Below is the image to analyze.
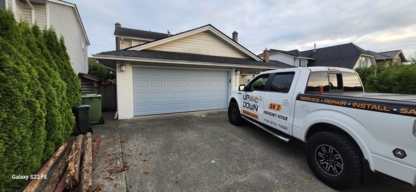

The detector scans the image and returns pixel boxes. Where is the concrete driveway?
[92,110,415,192]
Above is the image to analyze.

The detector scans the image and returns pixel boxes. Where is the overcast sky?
[71,0,416,59]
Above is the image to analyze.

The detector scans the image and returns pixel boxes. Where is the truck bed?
[324,92,416,103]
[298,92,416,117]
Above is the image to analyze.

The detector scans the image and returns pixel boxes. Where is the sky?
[71,0,416,59]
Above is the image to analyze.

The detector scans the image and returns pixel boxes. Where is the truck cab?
[228,67,416,190]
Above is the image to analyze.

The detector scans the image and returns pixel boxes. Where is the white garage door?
[133,67,229,116]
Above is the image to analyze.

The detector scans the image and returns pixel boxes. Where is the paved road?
[92,110,415,192]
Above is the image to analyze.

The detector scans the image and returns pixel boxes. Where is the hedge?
[0,9,82,191]
[356,63,416,94]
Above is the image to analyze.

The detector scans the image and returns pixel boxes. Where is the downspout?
[25,0,35,24]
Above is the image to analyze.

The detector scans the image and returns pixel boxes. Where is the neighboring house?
[94,24,293,119]
[259,49,315,67]
[260,43,378,70]
[2,0,90,75]
[114,23,169,50]
[367,50,407,67]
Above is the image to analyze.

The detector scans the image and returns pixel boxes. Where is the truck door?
[241,74,270,122]
[262,72,296,135]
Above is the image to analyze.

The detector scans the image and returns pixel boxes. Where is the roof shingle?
[114,27,168,40]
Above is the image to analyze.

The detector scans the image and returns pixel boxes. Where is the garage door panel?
[133,67,229,116]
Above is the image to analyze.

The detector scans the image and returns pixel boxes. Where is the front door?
[241,74,270,122]
[262,72,296,135]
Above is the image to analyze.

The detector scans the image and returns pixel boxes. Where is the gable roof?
[379,50,401,58]
[126,24,263,61]
[300,43,370,69]
[366,50,391,60]
[94,50,294,69]
[114,27,169,40]
[258,49,314,59]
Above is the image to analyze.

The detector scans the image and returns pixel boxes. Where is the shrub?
[0,10,43,190]
[357,63,416,94]
[88,58,116,80]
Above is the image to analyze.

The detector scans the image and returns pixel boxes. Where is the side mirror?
[239,84,245,91]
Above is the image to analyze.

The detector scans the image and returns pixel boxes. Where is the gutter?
[25,0,35,24]
[92,54,283,70]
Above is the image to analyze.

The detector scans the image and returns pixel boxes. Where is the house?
[94,24,293,119]
[367,50,407,67]
[259,43,378,69]
[114,23,169,50]
[1,0,90,75]
[259,49,315,67]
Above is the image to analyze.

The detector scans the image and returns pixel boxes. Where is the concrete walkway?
[91,112,126,192]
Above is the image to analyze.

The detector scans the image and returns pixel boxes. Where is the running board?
[241,116,291,142]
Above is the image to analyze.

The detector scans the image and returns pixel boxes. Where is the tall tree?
[0,10,43,190]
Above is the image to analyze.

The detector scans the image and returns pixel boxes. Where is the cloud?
[70,0,416,58]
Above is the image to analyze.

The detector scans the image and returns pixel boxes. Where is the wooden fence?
[98,84,117,111]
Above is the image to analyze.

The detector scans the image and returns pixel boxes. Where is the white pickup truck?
[228,67,416,190]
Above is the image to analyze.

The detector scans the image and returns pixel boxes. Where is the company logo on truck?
[243,94,258,112]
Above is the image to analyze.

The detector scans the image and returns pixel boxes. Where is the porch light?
[120,64,126,72]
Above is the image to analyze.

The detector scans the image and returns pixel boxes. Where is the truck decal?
[243,110,258,119]
[263,110,288,121]
[243,94,259,111]
[297,94,416,117]
[268,103,282,111]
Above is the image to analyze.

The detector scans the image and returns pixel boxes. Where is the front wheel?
[306,132,363,190]
[228,102,243,126]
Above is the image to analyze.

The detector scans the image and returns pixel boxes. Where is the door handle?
[283,99,290,105]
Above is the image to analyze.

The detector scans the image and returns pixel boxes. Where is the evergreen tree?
[43,29,79,140]
[32,25,69,160]
[0,9,43,190]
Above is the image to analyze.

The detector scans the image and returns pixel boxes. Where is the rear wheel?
[306,132,363,190]
[228,102,243,125]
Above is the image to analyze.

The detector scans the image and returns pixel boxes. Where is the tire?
[306,132,363,190]
[228,102,243,126]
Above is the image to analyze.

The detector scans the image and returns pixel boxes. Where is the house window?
[82,42,85,52]
[359,57,372,68]
[299,59,307,67]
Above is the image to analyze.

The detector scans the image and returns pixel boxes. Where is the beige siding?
[7,0,11,9]
[132,40,146,47]
[33,3,46,28]
[120,39,132,49]
[49,2,88,74]
[146,31,250,59]
[15,0,23,21]
[21,2,32,23]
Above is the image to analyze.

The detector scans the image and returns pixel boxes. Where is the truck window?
[248,74,269,91]
[329,73,343,90]
[269,72,295,93]
[306,71,330,92]
[343,72,363,91]
[306,72,363,92]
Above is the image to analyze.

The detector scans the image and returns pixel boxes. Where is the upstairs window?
[299,59,307,67]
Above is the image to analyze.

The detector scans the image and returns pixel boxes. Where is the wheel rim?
[230,107,238,120]
[315,144,344,176]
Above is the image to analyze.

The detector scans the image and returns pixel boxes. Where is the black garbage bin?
[73,105,93,134]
